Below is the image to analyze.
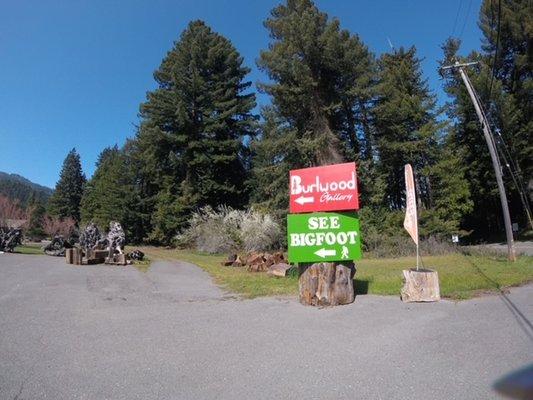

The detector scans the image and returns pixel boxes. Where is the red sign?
[289,162,359,213]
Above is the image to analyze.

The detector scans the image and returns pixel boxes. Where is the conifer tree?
[48,148,86,222]
[373,47,441,210]
[26,191,46,239]
[439,36,526,237]
[479,0,532,228]
[422,140,473,236]
[249,108,298,219]
[435,1,531,238]
[257,0,375,165]
[134,20,256,243]
[80,145,142,242]
[251,0,376,216]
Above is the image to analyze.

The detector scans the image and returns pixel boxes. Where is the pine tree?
[479,0,532,229]
[373,47,442,210]
[422,140,473,236]
[251,0,376,216]
[134,20,256,243]
[48,148,86,222]
[439,37,526,237]
[249,108,298,220]
[479,0,532,102]
[26,191,46,239]
[80,146,142,242]
[257,0,375,165]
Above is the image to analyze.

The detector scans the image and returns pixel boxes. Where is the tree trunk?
[401,269,440,302]
[299,262,355,306]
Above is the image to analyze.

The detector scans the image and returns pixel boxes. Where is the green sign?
[287,212,362,263]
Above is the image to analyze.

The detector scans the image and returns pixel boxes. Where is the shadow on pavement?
[466,258,533,342]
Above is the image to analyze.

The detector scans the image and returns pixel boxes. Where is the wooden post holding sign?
[288,162,361,306]
[400,164,440,302]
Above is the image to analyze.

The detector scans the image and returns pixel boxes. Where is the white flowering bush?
[176,206,283,254]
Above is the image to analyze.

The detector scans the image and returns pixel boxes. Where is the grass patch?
[139,247,533,300]
[13,244,43,255]
[357,254,533,299]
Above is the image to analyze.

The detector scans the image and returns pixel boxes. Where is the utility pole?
[442,61,516,261]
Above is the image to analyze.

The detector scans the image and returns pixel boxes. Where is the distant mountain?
[0,172,53,207]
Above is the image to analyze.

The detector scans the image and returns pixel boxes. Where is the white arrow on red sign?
[294,196,314,205]
[314,248,337,258]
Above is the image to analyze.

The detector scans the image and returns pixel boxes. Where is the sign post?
[288,162,361,306]
[403,164,419,270]
[400,164,441,302]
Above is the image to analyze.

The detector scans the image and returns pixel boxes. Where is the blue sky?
[0,0,482,188]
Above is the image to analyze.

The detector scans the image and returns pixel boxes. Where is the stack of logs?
[65,248,129,266]
[221,251,293,277]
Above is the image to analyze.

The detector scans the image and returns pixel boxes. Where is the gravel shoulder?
[0,253,532,400]
[471,241,533,256]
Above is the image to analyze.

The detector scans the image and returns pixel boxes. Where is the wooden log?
[299,262,355,306]
[247,262,269,272]
[65,248,74,264]
[401,268,440,302]
[73,248,82,265]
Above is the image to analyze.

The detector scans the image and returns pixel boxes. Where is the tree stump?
[66,248,82,265]
[299,262,355,306]
[73,248,82,265]
[65,248,74,264]
[401,269,440,302]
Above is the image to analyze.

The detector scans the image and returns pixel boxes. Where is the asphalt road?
[0,254,532,400]
[481,241,533,256]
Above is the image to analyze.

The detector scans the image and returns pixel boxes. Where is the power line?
[491,120,533,230]
[487,0,502,101]
[451,0,464,38]
[468,64,533,230]
[481,0,532,229]
[458,0,474,40]
[483,0,496,95]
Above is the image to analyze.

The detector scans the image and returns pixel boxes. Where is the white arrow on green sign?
[287,212,362,263]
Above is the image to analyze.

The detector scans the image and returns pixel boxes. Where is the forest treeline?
[31,0,532,245]
[0,172,52,207]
